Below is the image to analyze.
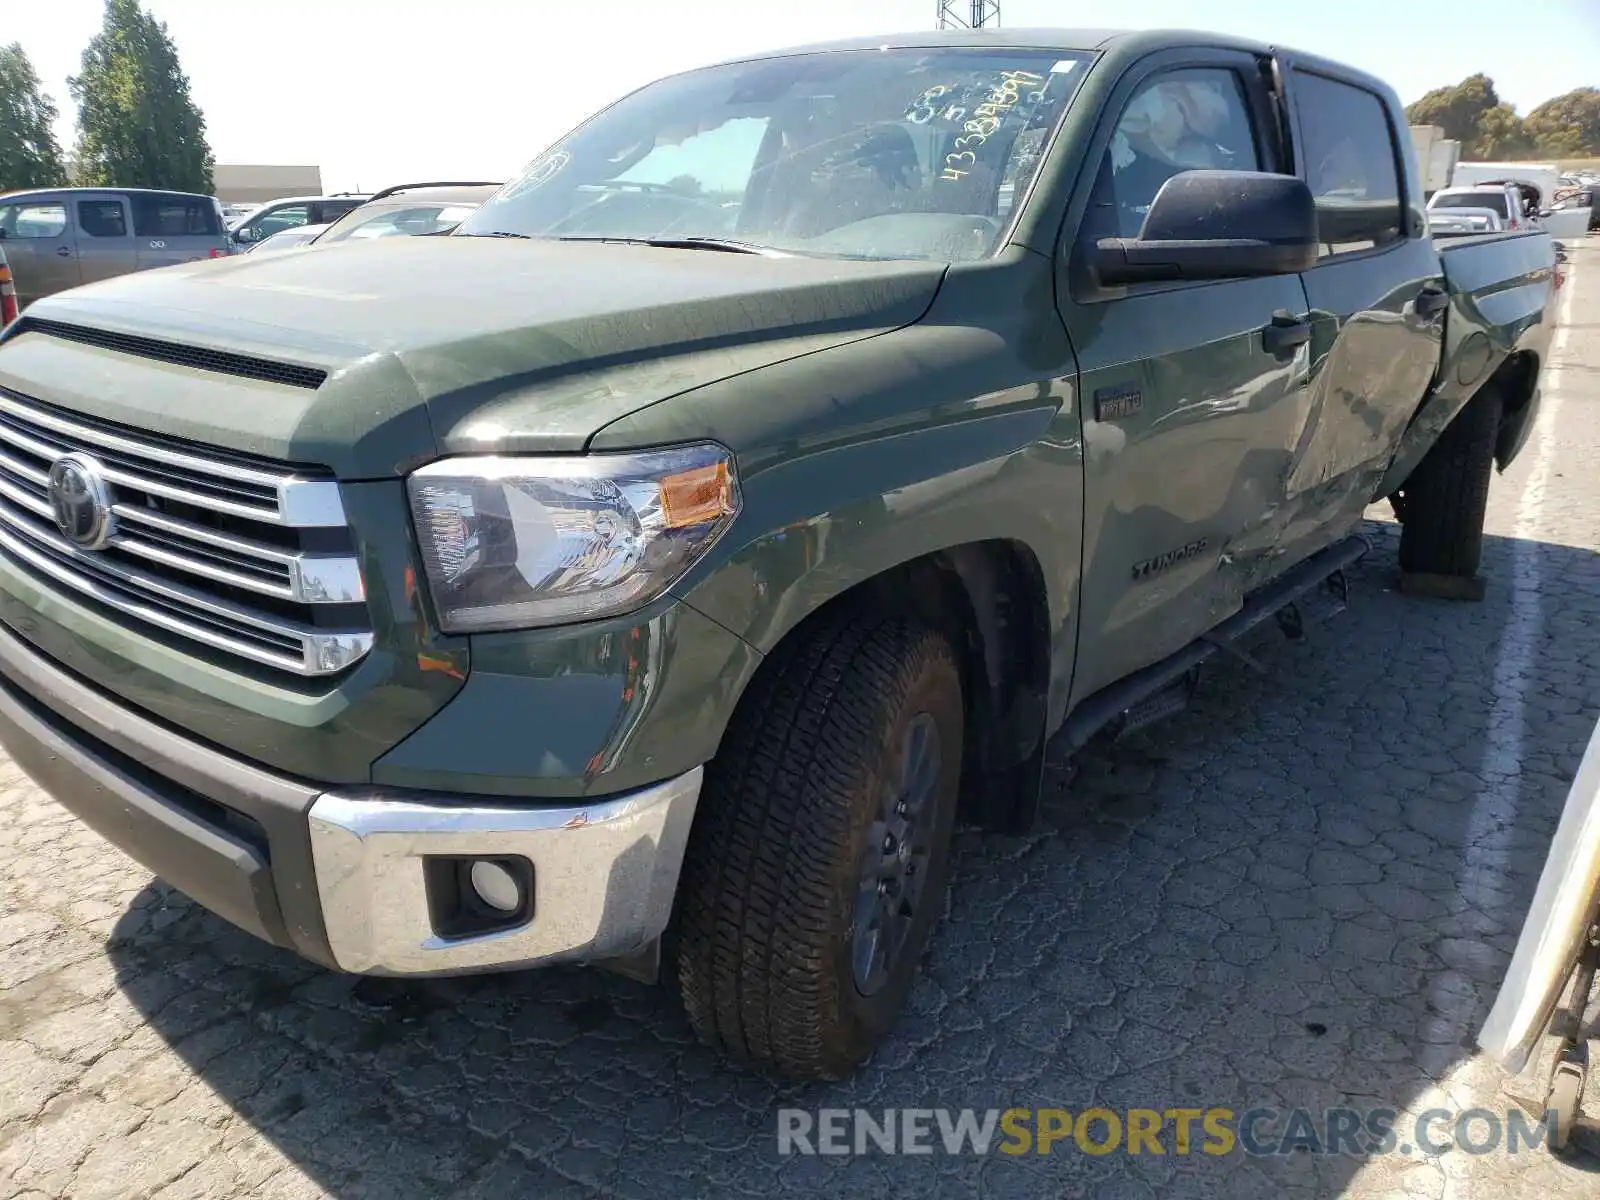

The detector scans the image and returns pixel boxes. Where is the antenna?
[936,0,999,28]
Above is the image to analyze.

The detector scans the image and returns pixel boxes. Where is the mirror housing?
[1091,170,1319,287]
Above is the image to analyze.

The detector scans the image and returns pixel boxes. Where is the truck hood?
[10,237,946,476]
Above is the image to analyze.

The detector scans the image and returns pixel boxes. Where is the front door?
[1057,51,1316,705]
[0,197,81,308]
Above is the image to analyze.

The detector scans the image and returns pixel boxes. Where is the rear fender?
[1377,237,1556,497]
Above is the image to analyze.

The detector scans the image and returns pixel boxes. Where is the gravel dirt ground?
[3,243,1600,1199]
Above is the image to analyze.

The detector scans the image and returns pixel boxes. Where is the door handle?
[1262,310,1311,354]
[1415,286,1449,317]
[55,247,72,258]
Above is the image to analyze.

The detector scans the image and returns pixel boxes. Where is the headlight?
[406,443,740,633]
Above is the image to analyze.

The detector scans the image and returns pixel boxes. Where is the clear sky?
[10,0,1599,193]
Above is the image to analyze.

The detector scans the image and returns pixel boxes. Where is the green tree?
[1525,88,1600,157]
[0,43,68,190]
[1470,103,1535,160]
[1407,74,1540,160]
[68,0,213,192]
[1406,73,1502,145]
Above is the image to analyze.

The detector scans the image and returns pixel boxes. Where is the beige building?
[213,164,324,206]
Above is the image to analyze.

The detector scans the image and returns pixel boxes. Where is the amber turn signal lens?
[660,460,735,528]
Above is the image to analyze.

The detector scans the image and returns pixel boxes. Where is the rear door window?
[1292,70,1404,256]
[312,200,362,223]
[133,195,223,237]
[77,200,129,238]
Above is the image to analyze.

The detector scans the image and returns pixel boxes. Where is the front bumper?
[307,771,701,974]
[0,618,702,976]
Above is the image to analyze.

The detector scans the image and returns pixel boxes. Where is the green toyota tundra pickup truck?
[0,28,1557,1080]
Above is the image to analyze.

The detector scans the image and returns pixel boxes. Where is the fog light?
[469,860,522,912]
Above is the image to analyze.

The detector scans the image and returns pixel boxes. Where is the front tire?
[1396,382,1503,588]
[674,608,964,1080]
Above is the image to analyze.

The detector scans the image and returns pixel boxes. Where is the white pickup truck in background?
[1448,160,1592,239]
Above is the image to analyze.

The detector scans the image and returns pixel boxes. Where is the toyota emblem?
[46,453,116,550]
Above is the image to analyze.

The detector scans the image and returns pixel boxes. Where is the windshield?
[320,201,480,243]
[458,48,1093,261]
[1433,191,1509,217]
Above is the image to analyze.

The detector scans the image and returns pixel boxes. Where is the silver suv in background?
[226,194,370,250]
[247,182,503,253]
[0,188,230,311]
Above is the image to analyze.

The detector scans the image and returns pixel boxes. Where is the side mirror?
[1091,170,1318,287]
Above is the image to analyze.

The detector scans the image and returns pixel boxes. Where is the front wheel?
[674,608,964,1080]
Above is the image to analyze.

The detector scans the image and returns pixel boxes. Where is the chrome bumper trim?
[307,767,703,975]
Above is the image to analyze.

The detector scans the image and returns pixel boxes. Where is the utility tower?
[936,1,1000,29]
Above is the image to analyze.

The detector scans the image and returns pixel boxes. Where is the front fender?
[674,402,1077,659]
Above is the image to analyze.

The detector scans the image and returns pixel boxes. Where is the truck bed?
[1435,228,1555,354]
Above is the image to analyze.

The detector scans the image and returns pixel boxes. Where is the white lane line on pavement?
[1459,265,1575,925]
[1418,256,1578,1122]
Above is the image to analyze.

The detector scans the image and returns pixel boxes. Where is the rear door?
[132,193,229,269]
[0,196,81,307]
[1279,63,1444,500]
[72,195,138,287]
[1058,48,1316,705]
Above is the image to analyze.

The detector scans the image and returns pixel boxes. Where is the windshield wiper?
[460,230,532,239]
[555,235,783,256]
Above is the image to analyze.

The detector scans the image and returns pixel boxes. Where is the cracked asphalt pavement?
[5,245,1600,1199]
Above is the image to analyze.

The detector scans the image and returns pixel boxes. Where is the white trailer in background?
[1409,125,1461,196]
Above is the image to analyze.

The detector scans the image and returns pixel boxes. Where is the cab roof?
[724,27,1272,62]
[708,27,1395,103]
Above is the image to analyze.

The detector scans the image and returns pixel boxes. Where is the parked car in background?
[227,194,370,251]
[247,223,333,254]
[1549,184,1599,232]
[220,202,256,224]
[1449,165,1591,239]
[316,182,501,241]
[245,183,502,254]
[0,187,229,310]
[1428,182,1529,231]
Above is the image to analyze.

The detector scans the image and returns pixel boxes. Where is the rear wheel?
[1395,382,1503,596]
[674,607,964,1080]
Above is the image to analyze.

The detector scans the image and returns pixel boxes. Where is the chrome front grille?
[0,387,372,677]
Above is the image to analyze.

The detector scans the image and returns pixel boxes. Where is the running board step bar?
[1057,534,1370,754]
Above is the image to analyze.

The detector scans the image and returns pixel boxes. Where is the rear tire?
[674,607,964,1080]
[1396,382,1503,582]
